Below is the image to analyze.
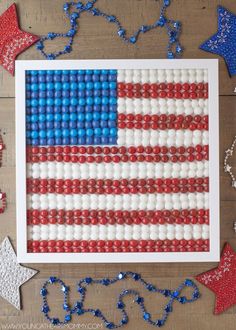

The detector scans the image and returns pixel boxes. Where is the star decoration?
[232,181,236,189]
[224,164,231,172]
[199,6,236,76]
[0,237,37,309]
[225,148,233,156]
[196,243,236,314]
[0,3,39,75]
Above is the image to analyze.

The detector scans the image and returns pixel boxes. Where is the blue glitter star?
[200,6,236,76]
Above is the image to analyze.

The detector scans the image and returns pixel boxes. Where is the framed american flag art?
[15,59,219,263]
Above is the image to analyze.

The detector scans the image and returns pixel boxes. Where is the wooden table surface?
[0,0,236,329]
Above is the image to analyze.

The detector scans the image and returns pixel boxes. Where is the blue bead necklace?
[40,272,200,328]
[36,0,183,60]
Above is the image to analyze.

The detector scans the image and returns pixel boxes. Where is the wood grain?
[0,0,235,329]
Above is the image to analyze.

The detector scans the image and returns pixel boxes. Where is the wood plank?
[0,0,236,96]
[220,97,236,201]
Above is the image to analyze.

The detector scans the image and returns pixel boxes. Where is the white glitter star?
[0,237,37,309]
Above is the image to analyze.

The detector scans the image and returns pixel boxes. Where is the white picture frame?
[15,59,219,263]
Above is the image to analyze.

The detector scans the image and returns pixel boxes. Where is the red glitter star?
[196,243,236,314]
[0,3,39,75]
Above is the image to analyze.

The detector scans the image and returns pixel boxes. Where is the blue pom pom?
[86,128,94,137]
[78,129,86,137]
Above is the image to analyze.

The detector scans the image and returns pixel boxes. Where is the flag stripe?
[117,69,208,84]
[118,93,208,100]
[27,192,209,211]
[117,99,208,116]
[27,223,209,241]
[118,122,208,130]
[27,177,209,195]
[26,145,209,163]
[117,82,208,92]
[118,91,208,100]
[27,239,210,253]
[27,160,209,180]
[117,129,209,147]
[27,153,208,164]
[118,113,208,129]
[27,208,209,225]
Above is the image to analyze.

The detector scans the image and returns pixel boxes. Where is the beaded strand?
[0,134,6,214]
[36,0,183,60]
[224,136,236,188]
[40,272,200,327]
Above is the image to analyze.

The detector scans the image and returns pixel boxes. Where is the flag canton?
[25,70,118,146]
